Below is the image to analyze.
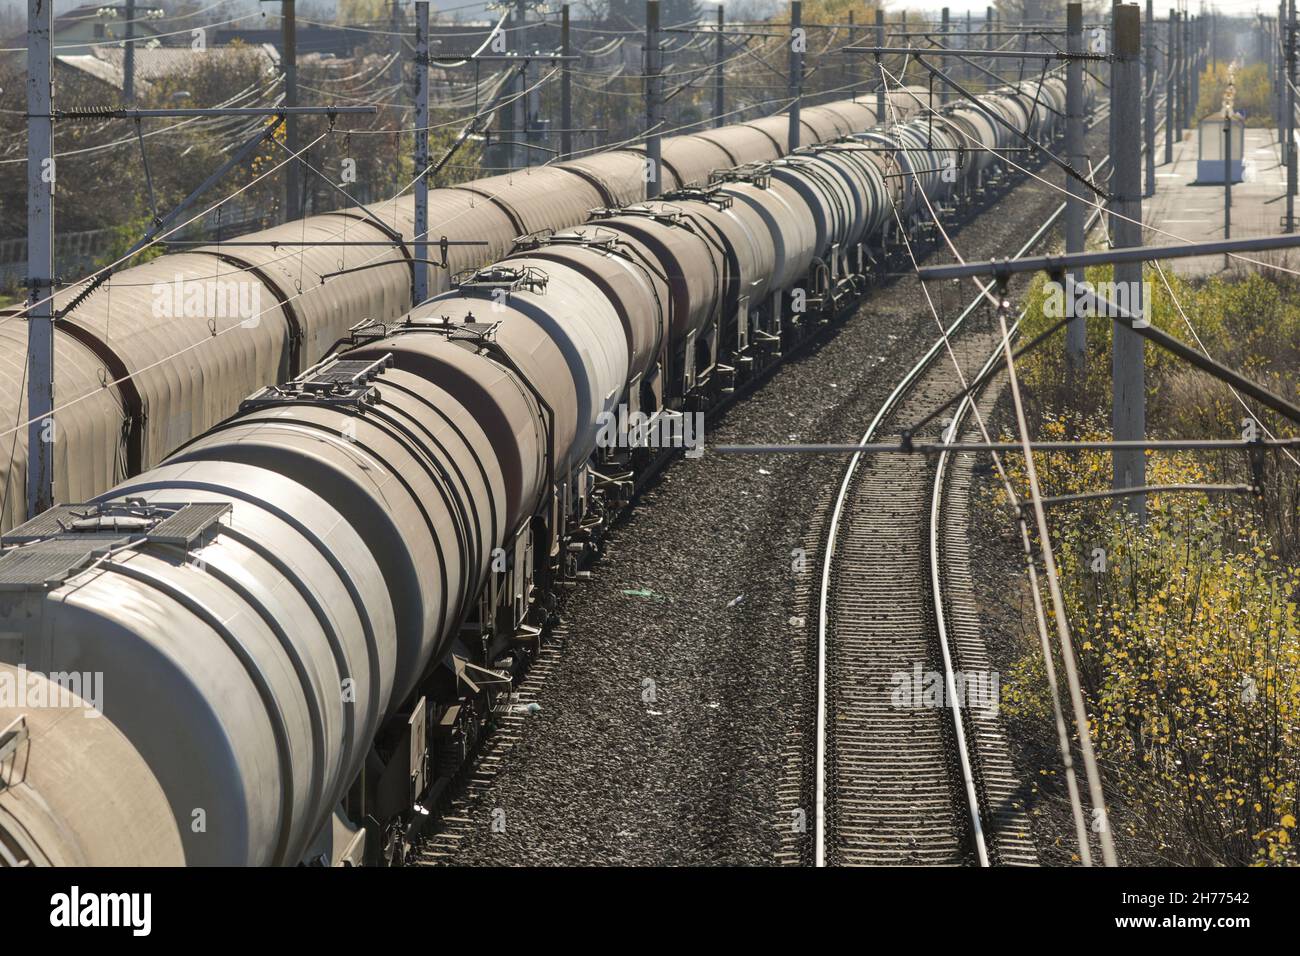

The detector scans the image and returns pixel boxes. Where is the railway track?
[813,183,1114,866]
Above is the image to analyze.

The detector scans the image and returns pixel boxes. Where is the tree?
[995,0,1067,26]
[608,0,702,29]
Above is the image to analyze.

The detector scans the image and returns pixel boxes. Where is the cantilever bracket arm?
[1064,273,1300,428]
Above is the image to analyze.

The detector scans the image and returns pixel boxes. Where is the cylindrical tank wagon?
[0,73,1078,866]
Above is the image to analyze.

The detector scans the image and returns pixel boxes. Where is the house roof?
[0,4,167,51]
[56,43,281,92]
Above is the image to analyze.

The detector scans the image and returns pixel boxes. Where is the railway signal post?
[1112,3,1146,518]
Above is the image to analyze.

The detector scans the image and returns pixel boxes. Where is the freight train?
[0,90,935,532]
[0,74,1081,866]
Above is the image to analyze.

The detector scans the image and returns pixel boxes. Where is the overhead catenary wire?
[2,36,893,439]
[0,62,574,436]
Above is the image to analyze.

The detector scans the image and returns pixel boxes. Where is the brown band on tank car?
[52,319,147,477]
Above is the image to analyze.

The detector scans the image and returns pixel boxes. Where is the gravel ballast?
[439,155,1093,866]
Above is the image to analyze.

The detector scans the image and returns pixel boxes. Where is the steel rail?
[928,310,1023,866]
[812,132,1120,864]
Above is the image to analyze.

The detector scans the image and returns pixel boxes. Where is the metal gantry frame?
[917,237,1300,432]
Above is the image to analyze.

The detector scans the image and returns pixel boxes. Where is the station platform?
[1143,126,1290,277]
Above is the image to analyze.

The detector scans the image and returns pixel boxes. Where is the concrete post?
[1111,4,1146,518]
[788,0,802,150]
[714,4,725,127]
[647,0,663,197]
[1144,0,1156,196]
[413,1,429,305]
[561,4,573,159]
[1065,3,1087,379]
[26,0,54,518]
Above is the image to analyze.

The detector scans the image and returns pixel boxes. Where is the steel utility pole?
[714,4,725,127]
[1182,7,1191,128]
[875,8,885,121]
[1112,3,1146,518]
[1144,0,1155,196]
[561,4,573,159]
[1166,9,1176,163]
[1110,0,1120,167]
[283,0,299,220]
[788,0,802,150]
[1224,108,1232,269]
[413,0,429,305]
[987,5,994,53]
[390,0,403,92]
[1289,0,1297,233]
[646,0,662,198]
[846,10,855,100]
[965,10,973,87]
[940,7,950,104]
[27,0,54,519]
[1065,3,1086,379]
[514,0,528,172]
[1280,4,1287,129]
[124,0,136,104]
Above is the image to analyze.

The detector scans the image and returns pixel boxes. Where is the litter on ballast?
[621,587,670,603]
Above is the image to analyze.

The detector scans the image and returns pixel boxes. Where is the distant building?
[56,43,280,93]
[6,4,169,57]
[213,24,363,59]
[1,3,174,73]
